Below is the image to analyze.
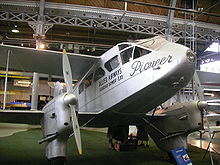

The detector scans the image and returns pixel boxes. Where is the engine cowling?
[147,101,203,152]
[41,93,72,160]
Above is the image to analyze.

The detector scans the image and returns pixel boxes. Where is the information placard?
[171,147,193,165]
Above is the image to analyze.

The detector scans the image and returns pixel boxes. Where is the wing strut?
[3,50,11,110]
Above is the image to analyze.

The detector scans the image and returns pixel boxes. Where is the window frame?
[104,55,120,72]
[118,44,132,51]
[94,67,105,82]
[133,46,152,60]
[120,46,134,65]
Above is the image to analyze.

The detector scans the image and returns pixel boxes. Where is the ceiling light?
[204,93,215,97]
[11,29,19,33]
[11,25,19,33]
[39,43,46,49]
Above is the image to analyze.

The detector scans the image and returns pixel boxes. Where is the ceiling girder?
[0,0,219,44]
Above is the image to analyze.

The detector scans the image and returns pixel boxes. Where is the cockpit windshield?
[134,47,151,59]
[104,55,120,72]
[118,44,131,51]
[120,47,133,64]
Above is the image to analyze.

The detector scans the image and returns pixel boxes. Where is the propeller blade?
[193,72,205,101]
[62,49,82,155]
[62,49,73,93]
[70,104,82,155]
[203,111,215,165]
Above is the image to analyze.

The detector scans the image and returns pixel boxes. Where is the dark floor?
[0,125,219,165]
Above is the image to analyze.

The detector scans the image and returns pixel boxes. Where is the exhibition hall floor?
[0,123,219,165]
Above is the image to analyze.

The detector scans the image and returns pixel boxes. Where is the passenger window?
[79,83,84,94]
[94,67,105,81]
[104,55,120,72]
[120,47,133,64]
[134,47,151,59]
[84,73,93,88]
[118,44,131,51]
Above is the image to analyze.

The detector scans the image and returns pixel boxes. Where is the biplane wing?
[0,44,100,79]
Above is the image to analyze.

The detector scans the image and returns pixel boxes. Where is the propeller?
[193,72,218,165]
[62,49,82,155]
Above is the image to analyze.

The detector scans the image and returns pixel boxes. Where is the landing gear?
[48,157,66,165]
[107,125,149,151]
[107,125,129,151]
[136,125,149,147]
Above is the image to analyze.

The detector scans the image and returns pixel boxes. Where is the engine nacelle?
[147,101,203,152]
[41,93,72,160]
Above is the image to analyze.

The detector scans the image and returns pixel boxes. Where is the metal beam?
[30,0,47,111]
[0,0,219,43]
[166,0,177,41]
[116,0,220,18]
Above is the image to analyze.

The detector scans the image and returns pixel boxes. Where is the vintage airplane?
[0,36,207,164]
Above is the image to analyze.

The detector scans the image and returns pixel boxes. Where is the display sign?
[14,80,31,87]
[171,147,193,165]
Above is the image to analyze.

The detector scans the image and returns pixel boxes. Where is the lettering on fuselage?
[130,55,173,76]
[99,68,123,91]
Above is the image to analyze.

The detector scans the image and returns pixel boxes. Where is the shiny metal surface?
[188,130,220,154]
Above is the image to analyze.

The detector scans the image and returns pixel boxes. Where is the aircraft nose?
[186,50,196,63]
[197,101,208,111]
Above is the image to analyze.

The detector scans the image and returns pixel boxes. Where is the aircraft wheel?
[48,157,66,165]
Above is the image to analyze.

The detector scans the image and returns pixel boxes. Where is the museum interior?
[0,0,220,165]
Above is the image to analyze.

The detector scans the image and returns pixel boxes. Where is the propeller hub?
[63,93,77,106]
[197,101,208,111]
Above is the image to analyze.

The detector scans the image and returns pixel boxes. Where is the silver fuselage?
[76,37,196,123]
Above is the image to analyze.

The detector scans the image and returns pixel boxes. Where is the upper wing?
[0,45,100,79]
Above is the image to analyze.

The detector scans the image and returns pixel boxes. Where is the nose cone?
[186,50,196,63]
[63,93,77,106]
[197,101,208,111]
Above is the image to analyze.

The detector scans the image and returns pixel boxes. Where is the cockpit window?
[118,44,131,51]
[104,55,120,72]
[134,46,151,59]
[94,67,105,81]
[120,47,133,64]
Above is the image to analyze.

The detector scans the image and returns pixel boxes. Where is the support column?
[29,0,53,110]
[3,50,10,110]
[166,0,177,42]
[31,72,39,110]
